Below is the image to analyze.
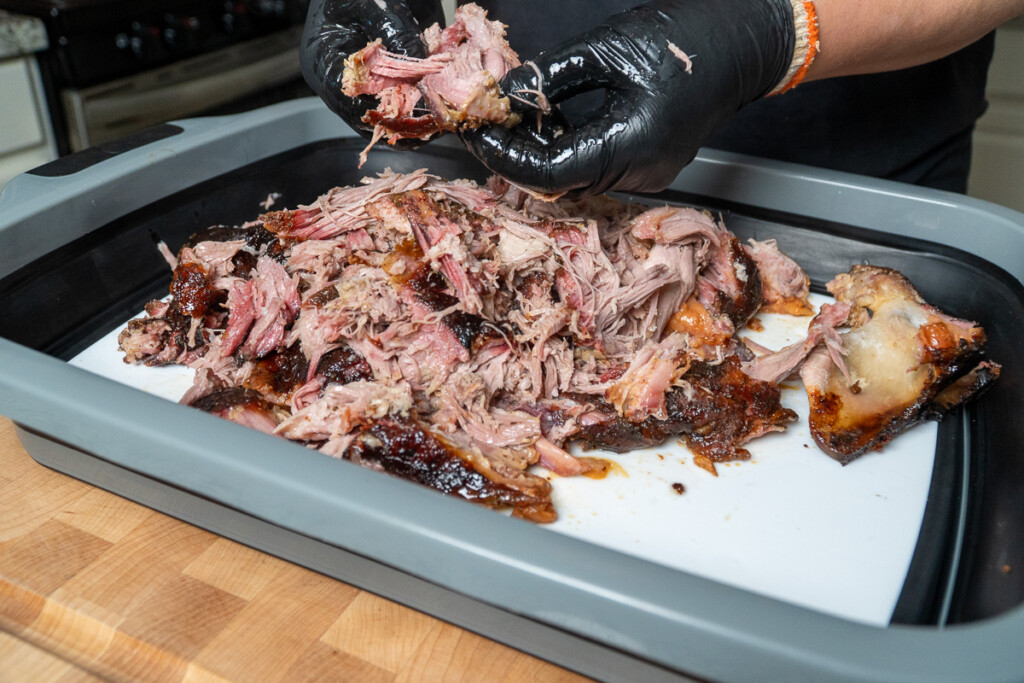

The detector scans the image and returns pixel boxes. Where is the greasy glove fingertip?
[460,124,513,166]
[496,66,544,115]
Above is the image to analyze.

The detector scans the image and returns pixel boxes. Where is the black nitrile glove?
[461,0,797,196]
[300,0,445,143]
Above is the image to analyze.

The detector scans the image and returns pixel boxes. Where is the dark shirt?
[468,0,995,192]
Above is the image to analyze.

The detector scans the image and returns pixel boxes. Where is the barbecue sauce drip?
[382,237,425,285]
[580,459,622,480]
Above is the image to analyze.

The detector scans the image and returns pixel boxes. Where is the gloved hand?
[300,0,445,143]
[461,0,802,196]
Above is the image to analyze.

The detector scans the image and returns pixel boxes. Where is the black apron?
[468,0,994,192]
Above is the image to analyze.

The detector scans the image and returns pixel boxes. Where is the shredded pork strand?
[667,41,694,74]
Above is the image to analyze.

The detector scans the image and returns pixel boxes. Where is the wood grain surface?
[0,416,595,683]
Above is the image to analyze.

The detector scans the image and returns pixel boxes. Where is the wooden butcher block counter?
[0,417,593,682]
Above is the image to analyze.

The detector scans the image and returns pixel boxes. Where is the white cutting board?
[70,293,936,626]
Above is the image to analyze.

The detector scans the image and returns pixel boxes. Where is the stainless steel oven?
[5,0,311,154]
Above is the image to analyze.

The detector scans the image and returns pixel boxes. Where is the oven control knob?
[163,15,202,52]
[251,0,286,17]
[222,2,252,34]
[125,21,165,63]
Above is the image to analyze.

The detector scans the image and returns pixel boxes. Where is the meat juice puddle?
[68,294,937,627]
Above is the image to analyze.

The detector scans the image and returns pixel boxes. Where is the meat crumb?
[260,192,282,211]
[671,482,686,495]
[667,41,693,74]
[156,241,177,270]
[694,453,718,476]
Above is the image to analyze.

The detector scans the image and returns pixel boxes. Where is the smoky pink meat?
[118,170,1000,522]
[341,3,520,163]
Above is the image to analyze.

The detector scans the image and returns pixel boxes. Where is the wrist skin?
[805,0,1023,81]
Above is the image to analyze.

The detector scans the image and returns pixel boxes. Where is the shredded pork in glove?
[334,3,521,165]
[300,0,447,158]
[120,169,806,521]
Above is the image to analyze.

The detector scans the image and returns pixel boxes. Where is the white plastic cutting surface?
[70,293,936,627]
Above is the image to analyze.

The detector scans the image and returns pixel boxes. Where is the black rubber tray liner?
[1,138,1021,625]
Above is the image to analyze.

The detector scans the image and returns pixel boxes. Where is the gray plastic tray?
[2,98,1023,682]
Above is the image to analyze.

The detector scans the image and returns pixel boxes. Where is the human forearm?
[807,0,1024,80]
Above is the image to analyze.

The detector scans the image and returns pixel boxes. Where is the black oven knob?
[222,2,252,35]
[162,15,202,53]
[123,21,166,63]
[251,0,287,17]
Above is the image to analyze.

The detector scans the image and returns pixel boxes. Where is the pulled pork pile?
[120,169,810,522]
[119,170,1001,522]
[342,3,521,165]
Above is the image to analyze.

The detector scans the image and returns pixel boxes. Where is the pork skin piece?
[346,416,556,523]
[743,238,813,316]
[191,387,281,435]
[118,308,194,366]
[573,355,797,474]
[802,265,1001,464]
[696,234,764,330]
[241,344,374,406]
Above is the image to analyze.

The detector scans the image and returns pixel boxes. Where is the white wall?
[443,0,456,23]
[968,18,1024,213]
[0,56,56,190]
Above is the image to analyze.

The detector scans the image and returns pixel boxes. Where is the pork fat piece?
[801,265,1001,463]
